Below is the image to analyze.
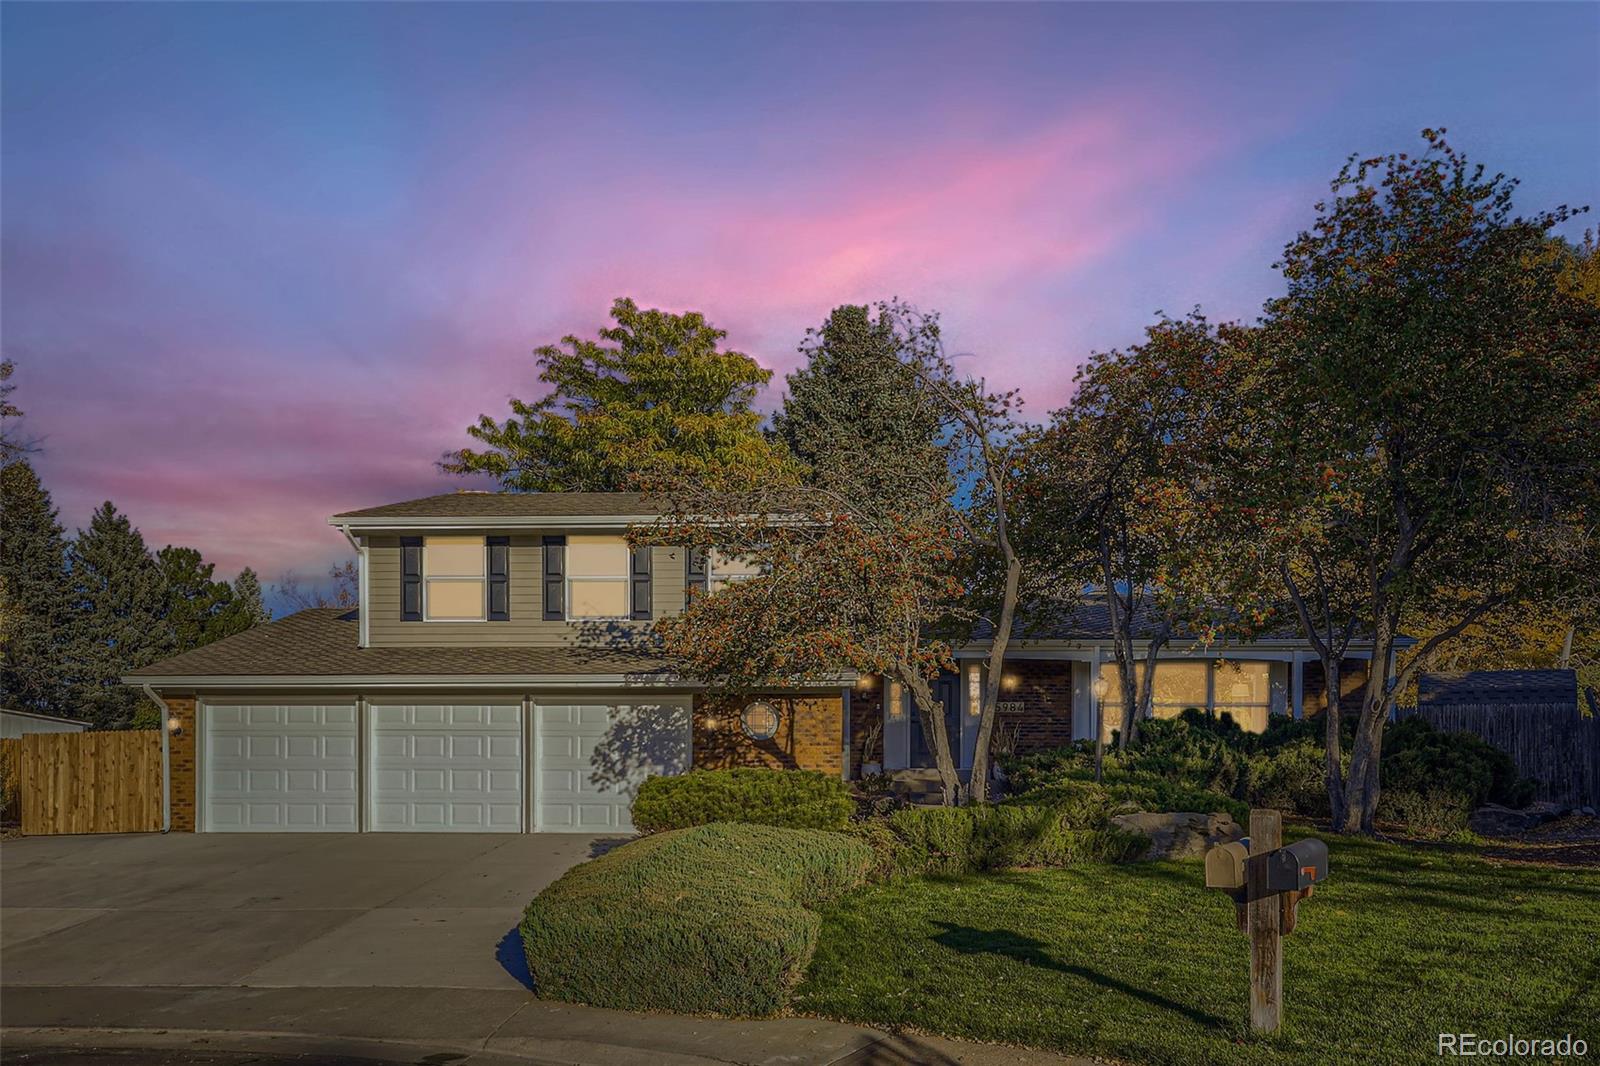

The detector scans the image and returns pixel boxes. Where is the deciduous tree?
[1247,131,1600,831]
[649,303,1028,804]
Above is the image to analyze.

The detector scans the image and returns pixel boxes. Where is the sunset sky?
[4,2,1597,606]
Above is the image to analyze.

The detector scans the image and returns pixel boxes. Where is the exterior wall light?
[1002,673,1021,691]
[703,716,720,731]
[1091,677,1111,700]
[167,716,184,736]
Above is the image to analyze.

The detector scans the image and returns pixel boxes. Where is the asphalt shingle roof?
[975,595,1403,646]
[125,608,672,679]
[331,492,663,520]
[1419,670,1578,706]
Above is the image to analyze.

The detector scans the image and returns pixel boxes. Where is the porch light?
[1092,677,1110,700]
[1002,673,1020,691]
[167,716,183,736]
[703,716,720,731]
[855,674,876,691]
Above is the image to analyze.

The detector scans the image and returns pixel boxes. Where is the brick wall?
[693,693,843,776]
[1303,658,1370,716]
[996,660,1078,754]
[165,695,197,832]
[845,663,1078,776]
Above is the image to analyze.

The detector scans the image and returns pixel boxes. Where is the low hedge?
[520,823,873,1016]
[631,767,854,834]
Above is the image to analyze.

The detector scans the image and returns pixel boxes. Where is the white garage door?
[204,702,358,832]
[370,701,523,832]
[537,699,691,832]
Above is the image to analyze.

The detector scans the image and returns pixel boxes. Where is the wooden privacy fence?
[3,730,162,835]
[1400,702,1599,810]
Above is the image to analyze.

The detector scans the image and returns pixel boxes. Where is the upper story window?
[567,534,630,619]
[424,536,486,621]
[707,549,763,593]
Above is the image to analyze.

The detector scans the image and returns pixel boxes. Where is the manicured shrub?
[521,823,873,1016]
[1377,788,1473,838]
[1001,711,1536,826]
[876,799,1146,877]
[1244,740,1331,817]
[1381,718,1534,810]
[631,767,854,834]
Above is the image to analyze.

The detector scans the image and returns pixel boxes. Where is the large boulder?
[1468,800,1566,838]
[1112,811,1243,860]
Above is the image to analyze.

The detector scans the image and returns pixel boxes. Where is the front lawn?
[795,834,1600,1065]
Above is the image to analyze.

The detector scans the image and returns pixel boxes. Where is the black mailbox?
[1266,839,1329,893]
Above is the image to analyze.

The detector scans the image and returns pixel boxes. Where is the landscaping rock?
[1469,801,1566,838]
[1111,811,1243,860]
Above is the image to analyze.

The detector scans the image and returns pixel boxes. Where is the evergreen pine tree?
[67,502,170,728]
[230,567,271,627]
[0,459,76,716]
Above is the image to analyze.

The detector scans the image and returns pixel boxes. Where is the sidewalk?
[0,985,1102,1066]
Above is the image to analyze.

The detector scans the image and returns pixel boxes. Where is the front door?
[908,673,962,769]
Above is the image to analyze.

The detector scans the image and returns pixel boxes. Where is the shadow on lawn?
[931,922,1227,1030]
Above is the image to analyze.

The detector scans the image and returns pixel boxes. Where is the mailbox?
[1205,841,1250,890]
[1266,839,1329,894]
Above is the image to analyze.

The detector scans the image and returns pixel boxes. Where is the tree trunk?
[970,550,1023,806]
[902,671,961,805]
[1341,614,1396,834]
[1132,631,1170,744]
[1322,658,1348,830]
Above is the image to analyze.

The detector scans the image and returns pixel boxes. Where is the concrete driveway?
[0,831,610,990]
[1,833,1094,1065]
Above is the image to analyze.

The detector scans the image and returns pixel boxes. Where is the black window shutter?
[400,537,423,622]
[487,536,510,621]
[631,546,652,620]
[542,536,566,620]
[686,547,709,596]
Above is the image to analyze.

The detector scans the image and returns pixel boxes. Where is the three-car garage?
[197,696,692,834]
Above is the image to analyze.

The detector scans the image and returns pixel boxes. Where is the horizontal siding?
[367,536,687,649]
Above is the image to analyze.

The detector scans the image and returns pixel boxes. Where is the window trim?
[422,535,489,623]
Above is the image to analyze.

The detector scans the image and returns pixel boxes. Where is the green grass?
[795,834,1600,1065]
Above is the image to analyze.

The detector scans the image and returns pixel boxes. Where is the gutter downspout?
[336,523,368,649]
[142,683,172,834]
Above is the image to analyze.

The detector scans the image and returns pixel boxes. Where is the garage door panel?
[369,701,523,833]
[537,700,690,832]
[204,701,359,833]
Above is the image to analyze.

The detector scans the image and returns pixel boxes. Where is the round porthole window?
[741,701,780,740]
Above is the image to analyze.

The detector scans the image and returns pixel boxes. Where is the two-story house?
[126,491,1404,835]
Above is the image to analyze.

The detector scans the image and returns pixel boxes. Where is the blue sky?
[4,2,1596,599]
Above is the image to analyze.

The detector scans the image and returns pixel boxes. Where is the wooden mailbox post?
[1204,808,1328,1034]
[1246,809,1284,1032]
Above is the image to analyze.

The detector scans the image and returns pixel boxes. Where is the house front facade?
[127,491,1399,834]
